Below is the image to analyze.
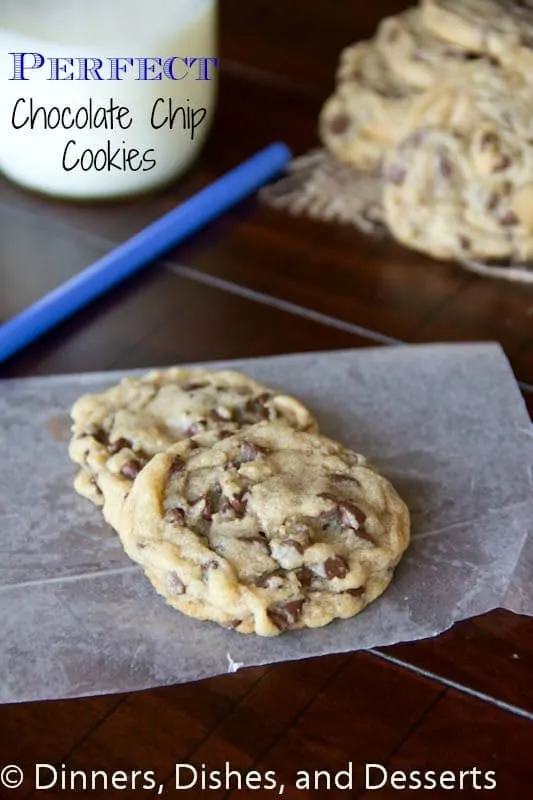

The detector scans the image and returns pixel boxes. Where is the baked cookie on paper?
[68,368,318,527]
[116,422,410,637]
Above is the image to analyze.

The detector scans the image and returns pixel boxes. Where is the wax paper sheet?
[0,344,532,703]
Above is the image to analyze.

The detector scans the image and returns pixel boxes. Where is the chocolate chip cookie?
[319,41,421,170]
[116,423,410,637]
[376,7,480,89]
[421,0,533,71]
[383,118,533,262]
[69,368,318,528]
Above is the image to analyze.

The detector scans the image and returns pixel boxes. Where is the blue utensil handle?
[0,142,292,365]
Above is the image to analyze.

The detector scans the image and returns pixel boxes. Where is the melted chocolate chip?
[296,567,314,588]
[254,569,282,588]
[319,493,366,528]
[229,492,247,517]
[167,507,186,523]
[240,441,268,462]
[285,538,306,555]
[120,459,143,480]
[210,408,233,422]
[108,437,131,455]
[347,587,365,598]
[481,131,498,150]
[354,528,377,545]
[500,211,520,226]
[91,427,109,446]
[170,455,185,475]
[493,155,512,173]
[187,420,205,436]
[267,599,304,630]
[328,113,350,135]
[324,555,349,580]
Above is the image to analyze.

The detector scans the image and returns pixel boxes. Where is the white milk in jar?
[0,0,218,199]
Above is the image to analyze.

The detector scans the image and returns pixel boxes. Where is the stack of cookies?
[69,367,410,637]
[318,0,533,266]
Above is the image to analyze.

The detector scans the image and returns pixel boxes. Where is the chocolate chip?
[328,113,350,135]
[90,427,109,446]
[355,528,377,545]
[229,492,247,517]
[296,567,314,588]
[347,587,365,598]
[240,441,268,462]
[245,396,272,421]
[481,131,498,150]
[120,459,143,480]
[202,495,215,521]
[166,507,185,523]
[210,407,233,422]
[201,560,219,580]
[339,500,366,527]
[218,429,233,439]
[318,493,366,528]
[224,619,242,630]
[493,155,512,173]
[254,569,282,588]
[170,455,185,475]
[167,571,185,595]
[459,235,471,251]
[108,437,131,455]
[267,599,304,631]
[500,211,520,226]
[324,555,349,579]
[285,538,305,555]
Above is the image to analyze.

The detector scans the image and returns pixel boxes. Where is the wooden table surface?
[1,2,532,797]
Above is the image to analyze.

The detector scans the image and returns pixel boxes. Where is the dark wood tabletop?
[1,1,532,798]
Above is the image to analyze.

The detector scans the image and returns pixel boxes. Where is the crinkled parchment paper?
[0,344,532,703]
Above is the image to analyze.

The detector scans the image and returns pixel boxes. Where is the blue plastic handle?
[0,141,292,364]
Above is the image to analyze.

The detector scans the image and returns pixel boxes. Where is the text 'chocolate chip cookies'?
[69,368,410,636]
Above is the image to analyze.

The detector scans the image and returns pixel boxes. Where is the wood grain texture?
[1,0,532,796]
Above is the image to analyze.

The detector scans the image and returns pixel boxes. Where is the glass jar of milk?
[0,0,217,200]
